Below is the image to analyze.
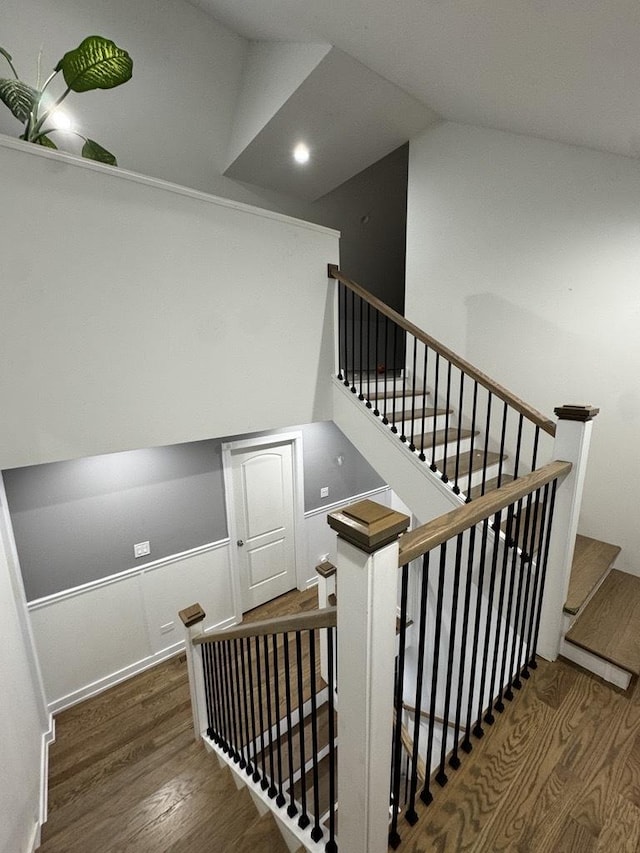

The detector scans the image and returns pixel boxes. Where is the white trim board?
[0,133,339,239]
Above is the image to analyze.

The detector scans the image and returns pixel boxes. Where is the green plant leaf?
[0,78,36,122]
[35,134,57,149]
[82,138,117,166]
[55,36,132,93]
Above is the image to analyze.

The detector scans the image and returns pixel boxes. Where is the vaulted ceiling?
[192,0,640,199]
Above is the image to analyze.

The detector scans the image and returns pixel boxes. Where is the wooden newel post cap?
[554,404,600,422]
[179,603,206,628]
[327,499,410,553]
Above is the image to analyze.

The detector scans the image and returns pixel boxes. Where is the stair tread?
[394,407,451,422]
[436,449,506,479]
[418,428,478,448]
[370,386,429,400]
[564,534,622,615]
[469,474,514,500]
[565,569,640,675]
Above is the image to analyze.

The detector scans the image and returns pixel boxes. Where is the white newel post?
[327,500,410,853]
[179,603,208,741]
[537,404,599,661]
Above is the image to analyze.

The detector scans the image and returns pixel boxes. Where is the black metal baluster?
[465,382,479,501]
[451,526,476,768]
[506,496,534,696]
[326,627,337,853]
[462,517,490,752]
[262,635,276,795]
[389,564,410,847]
[308,631,323,842]
[366,300,372,408]
[406,552,430,824]
[283,633,298,818]
[523,486,551,677]
[529,480,558,665]
[497,403,508,487]
[218,641,233,756]
[408,337,418,449]
[441,362,453,483]
[480,392,493,496]
[421,543,447,806]
[399,332,408,442]
[232,638,246,769]
[436,532,464,786]
[419,345,429,462]
[254,636,267,784]
[474,511,502,737]
[358,295,365,401]
[391,322,399,433]
[201,645,215,739]
[350,289,357,394]
[271,634,286,807]
[239,638,254,776]
[515,491,542,682]
[338,283,345,383]
[531,425,540,472]
[382,316,390,425]
[430,354,441,472]
[452,371,465,495]
[295,631,310,829]
[225,640,241,764]
[513,414,524,480]
[494,502,524,713]
[247,638,260,783]
[373,307,381,416]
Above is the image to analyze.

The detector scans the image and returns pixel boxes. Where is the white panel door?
[231,442,297,612]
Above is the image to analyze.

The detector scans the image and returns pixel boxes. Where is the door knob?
[237,539,244,547]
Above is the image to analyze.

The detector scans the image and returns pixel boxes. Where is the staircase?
[562,534,640,689]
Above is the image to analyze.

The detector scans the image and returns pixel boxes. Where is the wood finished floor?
[39,588,317,853]
[40,586,640,852]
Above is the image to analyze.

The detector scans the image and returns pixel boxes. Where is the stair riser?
[381,413,450,436]
[435,460,507,491]
[560,639,632,690]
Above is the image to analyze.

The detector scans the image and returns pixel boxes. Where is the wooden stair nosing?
[564,534,622,615]
[564,569,640,677]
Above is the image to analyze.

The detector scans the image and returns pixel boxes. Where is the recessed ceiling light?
[293,142,310,164]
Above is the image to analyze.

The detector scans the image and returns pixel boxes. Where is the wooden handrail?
[398,459,572,565]
[328,264,556,437]
[193,607,337,645]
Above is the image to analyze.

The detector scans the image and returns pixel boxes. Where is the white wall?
[406,122,640,573]
[0,491,51,853]
[227,41,331,169]
[0,0,298,212]
[0,140,339,470]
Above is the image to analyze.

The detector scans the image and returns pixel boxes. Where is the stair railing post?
[179,603,208,741]
[328,499,410,853]
[537,405,599,660]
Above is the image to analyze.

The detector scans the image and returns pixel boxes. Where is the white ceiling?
[193,0,640,163]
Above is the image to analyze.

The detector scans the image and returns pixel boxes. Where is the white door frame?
[222,432,306,622]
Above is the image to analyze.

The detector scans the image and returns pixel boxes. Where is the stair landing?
[564,534,621,615]
[565,569,640,677]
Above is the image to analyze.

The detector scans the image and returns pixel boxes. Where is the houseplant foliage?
[0,36,133,165]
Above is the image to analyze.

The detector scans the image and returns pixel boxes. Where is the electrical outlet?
[320,486,329,498]
[134,540,150,558]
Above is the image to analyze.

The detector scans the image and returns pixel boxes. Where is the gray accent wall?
[3,422,384,601]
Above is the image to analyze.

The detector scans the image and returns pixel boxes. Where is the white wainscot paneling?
[28,540,235,712]
[29,574,150,711]
[303,487,391,587]
[141,542,234,654]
